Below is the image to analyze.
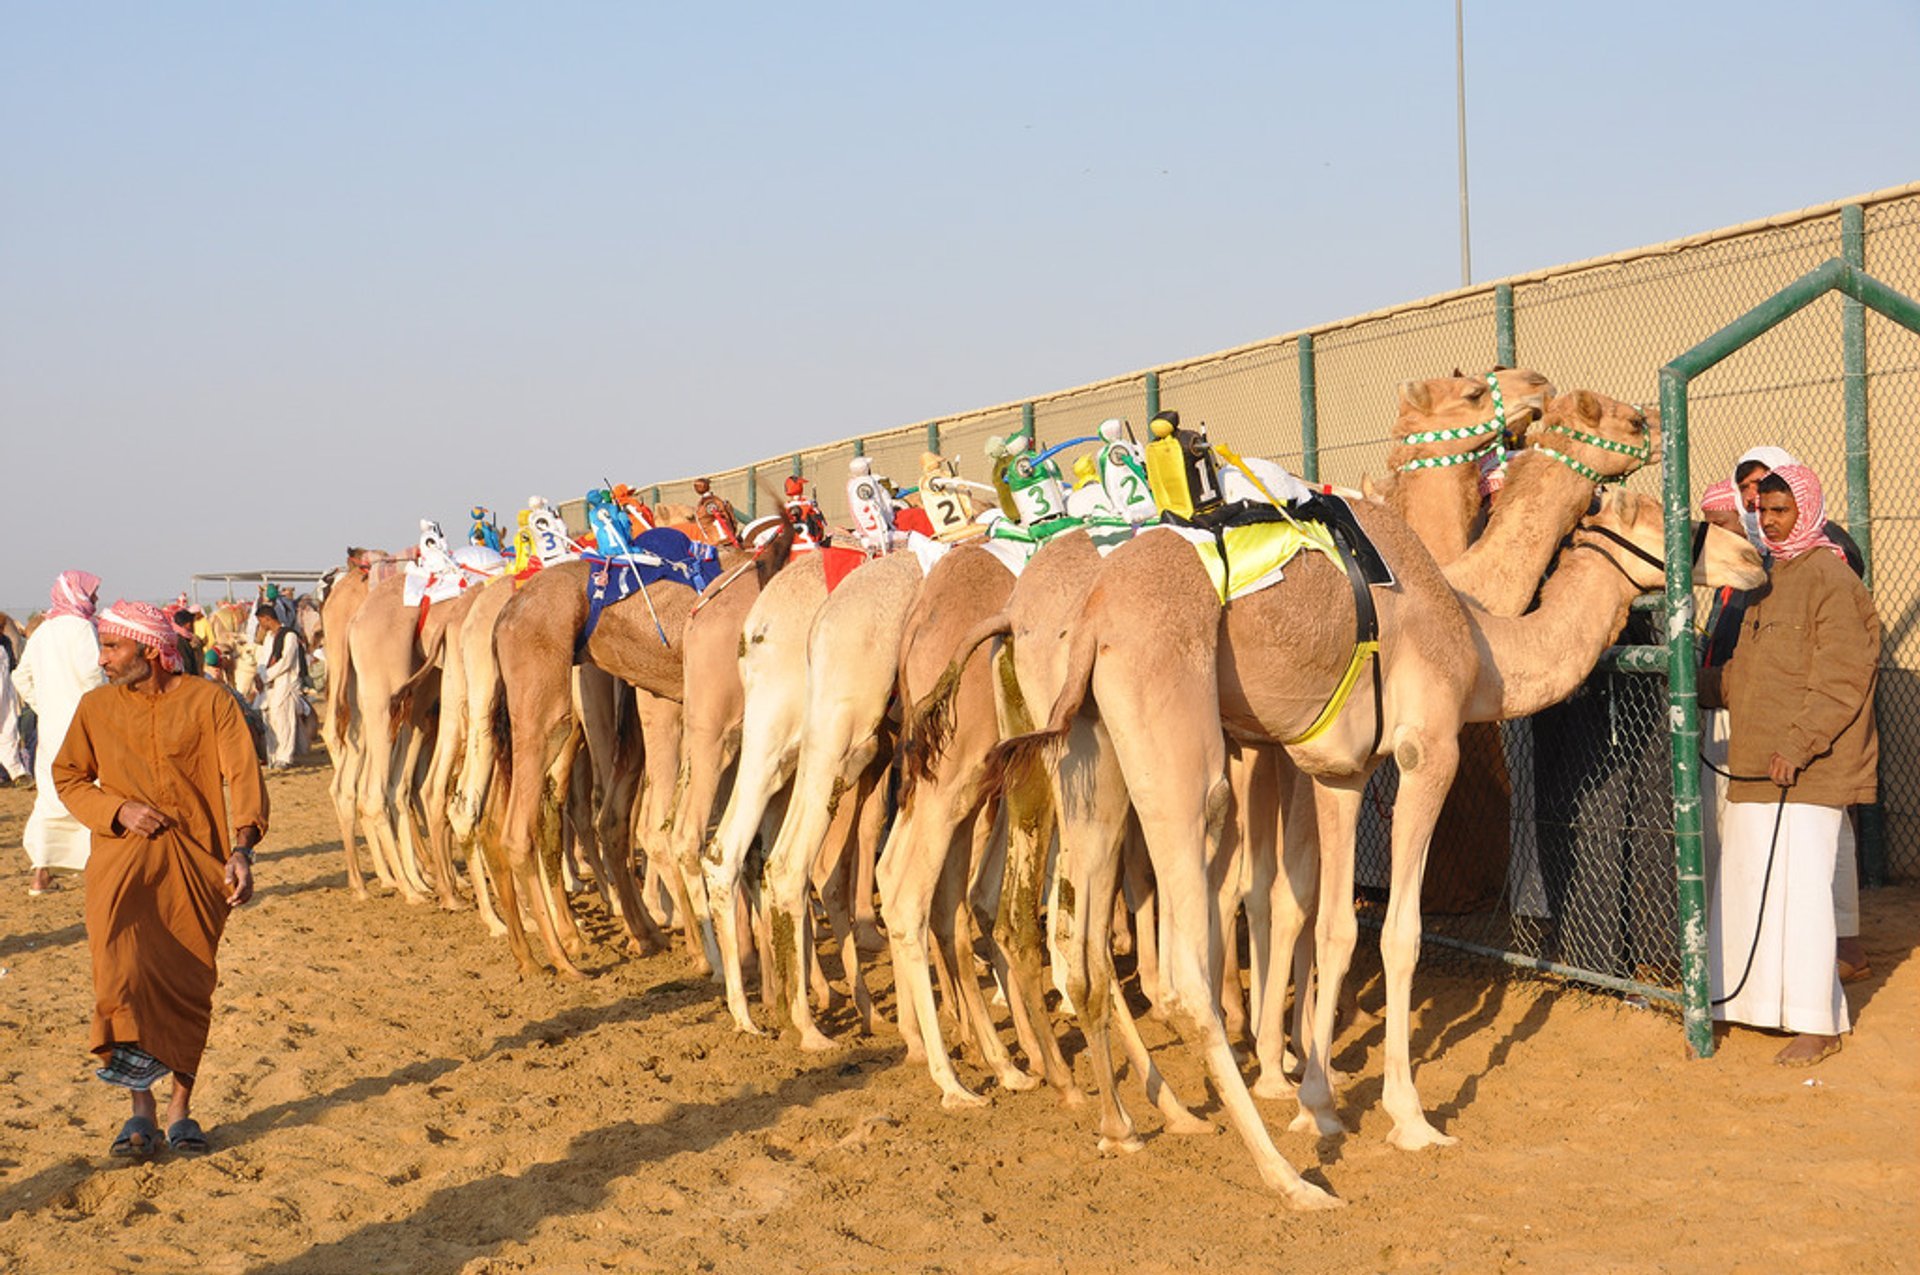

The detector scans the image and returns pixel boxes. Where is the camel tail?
[979,611,1098,798]
[490,697,514,791]
[325,638,357,752]
[387,646,442,734]
[900,612,1013,788]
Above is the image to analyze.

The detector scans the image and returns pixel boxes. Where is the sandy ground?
[0,765,1915,1274]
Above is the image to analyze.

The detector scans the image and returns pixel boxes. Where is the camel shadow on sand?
[244,1057,881,1275]
[0,990,694,1230]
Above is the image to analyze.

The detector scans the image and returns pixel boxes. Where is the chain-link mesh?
[639,185,1920,886]
[1357,611,1686,996]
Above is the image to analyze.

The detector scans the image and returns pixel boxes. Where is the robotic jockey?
[847,456,901,555]
[468,506,505,553]
[783,475,828,548]
[526,496,577,564]
[691,478,739,547]
[417,518,461,578]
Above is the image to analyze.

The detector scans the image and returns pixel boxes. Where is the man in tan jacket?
[1704,464,1878,1067]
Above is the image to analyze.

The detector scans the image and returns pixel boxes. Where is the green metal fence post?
[791,454,803,478]
[1020,403,1035,446]
[1841,208,1884,886]
[746,465,758,519]
[1841,206,1872,585]
[650,486,661,505]
[1298,335,1319,483]
[926,421,940,454]
[1495,283,1517,368]
[1659,365,1713,1060]
[853,438,865,458]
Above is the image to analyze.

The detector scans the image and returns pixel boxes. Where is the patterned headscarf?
[97,600,186,672]
[1761,464,1846,563]
[1731,446,1800,552]
[1699,479,1738,514]
[47,570,101,622]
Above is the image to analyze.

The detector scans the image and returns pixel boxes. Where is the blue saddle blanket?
[578,528,722,651]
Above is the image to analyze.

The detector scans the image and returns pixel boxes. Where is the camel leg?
[329,733,375,897]
[765,737,878,1053]
[390,706,440,899]
[420,673,469,912]
[1255,763,1318,1098]
[965,795,1051,1091]
[1293,775,1365,1138]
[990,650,1084,1103]
[937,799,1038,1092]
[540,728,592,962]
[1120,824,1166,1020]
[852,778,886,953]
[701,717,801,1035]
[1378,737,1461,1151]
[1096,654,1338,1209]
[876,789,986,1107]
[501,689,590,980]
[633,693,705,973]
[358,707,427,904]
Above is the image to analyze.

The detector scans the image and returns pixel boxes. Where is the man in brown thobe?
[54,599,268,1158]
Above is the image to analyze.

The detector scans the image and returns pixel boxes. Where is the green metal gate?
[1661,256,1920,1057]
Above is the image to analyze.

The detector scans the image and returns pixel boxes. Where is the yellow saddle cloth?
[1170,518,1340,604]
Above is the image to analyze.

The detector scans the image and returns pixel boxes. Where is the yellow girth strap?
[1283,637,1380,746]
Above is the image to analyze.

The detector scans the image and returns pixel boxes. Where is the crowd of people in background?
[4,572,318,897]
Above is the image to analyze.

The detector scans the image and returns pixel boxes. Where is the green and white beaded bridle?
[1393,373,1512,472]
[1533,410,1654,484]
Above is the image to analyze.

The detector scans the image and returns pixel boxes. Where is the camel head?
[1528,390,1658,484]
[1573,488,1766,593]
[1390,366,1556,465]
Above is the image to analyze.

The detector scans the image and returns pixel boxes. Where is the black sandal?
[110,1116,162,1159]
[166,1118,210,1155]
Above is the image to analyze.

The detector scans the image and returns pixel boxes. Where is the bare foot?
[27,867,54,896]
[1774,1033,1842,1067]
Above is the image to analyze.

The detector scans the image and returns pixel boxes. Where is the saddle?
[577,527,723,652]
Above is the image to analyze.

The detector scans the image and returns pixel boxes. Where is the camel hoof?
[438,898,466,914]
[1097,1132,1145,1155]
[1288,1107,1346,1138]
[483,922,509,939]
[854,925,888,955]
[1387,1122,1457,1152]
[996,1069,1042,1093]
[1164,1111,1216,1137]
[1251,1072,1297,1101]
[1056,1085,1090,1109]
[797,1029,839,1053]
[349,886,370,902]
[939,1087,989,1111]
[554,965,592,984]
[1284,1181,1345,1212]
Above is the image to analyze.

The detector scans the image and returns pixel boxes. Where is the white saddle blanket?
[403,545,508,607]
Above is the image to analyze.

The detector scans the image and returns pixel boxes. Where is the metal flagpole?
[1456,0,1472,286]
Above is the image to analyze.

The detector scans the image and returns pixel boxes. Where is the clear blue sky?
[3,1,1917,608]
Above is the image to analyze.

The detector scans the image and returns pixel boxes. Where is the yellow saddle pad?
[1179,518,1340,603]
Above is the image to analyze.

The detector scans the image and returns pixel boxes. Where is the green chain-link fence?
[630,184,1920,995]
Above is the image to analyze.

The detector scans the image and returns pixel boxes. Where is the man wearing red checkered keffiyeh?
[95,600,186,673]
[53,597,268,1157]
[1702,461,1879,1068]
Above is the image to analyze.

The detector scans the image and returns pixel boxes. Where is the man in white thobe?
[13,570,107,893]
[252,605,305,769]
[0,640,30,784]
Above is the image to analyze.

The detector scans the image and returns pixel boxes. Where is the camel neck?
[1464,544,1639,721]
[1442,451,1597,616]
[1387,465,1479,568]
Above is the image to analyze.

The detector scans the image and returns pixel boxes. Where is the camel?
[1003,458,1762,1206]
[344,572,475,908]
[1241,386,1653,1089]
[491,537,778,978]
[754,553,930,1052]
[896,370,1562,1132]
[319,560,381,897]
